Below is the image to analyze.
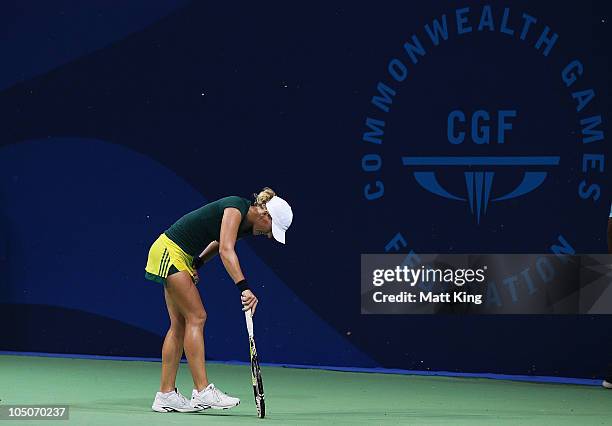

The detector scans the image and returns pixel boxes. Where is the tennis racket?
[245,309,265,418]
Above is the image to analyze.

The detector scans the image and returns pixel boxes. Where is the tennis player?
[145,187,293,412]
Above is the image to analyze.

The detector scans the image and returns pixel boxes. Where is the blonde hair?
[253,187,276,208]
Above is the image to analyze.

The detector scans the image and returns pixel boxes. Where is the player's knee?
[186,309,207,327]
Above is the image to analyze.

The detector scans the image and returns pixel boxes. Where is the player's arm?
[219,208,258,314]
[193,241,220,269]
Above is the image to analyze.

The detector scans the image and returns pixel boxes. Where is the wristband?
[236,279,249,293]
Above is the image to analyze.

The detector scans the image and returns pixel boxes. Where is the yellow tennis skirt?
[145,233,196,285]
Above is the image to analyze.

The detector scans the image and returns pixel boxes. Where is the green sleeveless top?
[164,196,252,256]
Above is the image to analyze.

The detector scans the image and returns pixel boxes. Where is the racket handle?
[244,309,254,337]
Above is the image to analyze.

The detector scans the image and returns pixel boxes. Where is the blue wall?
[0,0,610,378]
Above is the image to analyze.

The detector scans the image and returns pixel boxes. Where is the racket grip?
[244,309,254,337]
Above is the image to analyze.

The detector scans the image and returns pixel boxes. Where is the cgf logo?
[359,5,606,235]
[402,109,559,223]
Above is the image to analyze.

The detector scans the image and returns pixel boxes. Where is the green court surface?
[0,355,610,425]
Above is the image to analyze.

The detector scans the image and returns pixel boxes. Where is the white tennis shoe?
[191,383,240,410]
[151,387,203,413]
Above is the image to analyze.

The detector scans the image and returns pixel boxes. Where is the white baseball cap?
[266,195,293,244]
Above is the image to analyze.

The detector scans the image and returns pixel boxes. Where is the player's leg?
[147,238,202,412]
[165,269,240,409]
[159,285,186,393]
[151,272,203,413]
[164,270,209,391]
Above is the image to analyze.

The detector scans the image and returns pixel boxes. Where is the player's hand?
[241,289,258,315]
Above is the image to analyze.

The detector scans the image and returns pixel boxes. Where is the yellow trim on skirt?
[144,233,196,284]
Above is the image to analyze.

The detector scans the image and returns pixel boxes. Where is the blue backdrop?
[0,0,610,379]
